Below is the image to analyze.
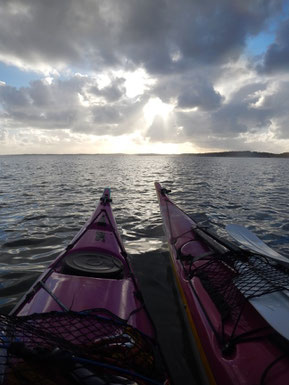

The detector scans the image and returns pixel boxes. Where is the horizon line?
[1,150,289,157]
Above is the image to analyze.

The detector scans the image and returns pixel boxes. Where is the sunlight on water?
[0,155,289,384]
[0,154,289,309]
[0,154,288,383]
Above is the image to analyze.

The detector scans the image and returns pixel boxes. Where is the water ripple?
[0,154,288,313]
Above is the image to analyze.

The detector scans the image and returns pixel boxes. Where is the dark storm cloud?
[0,0,283,73]
[0,0,117,68]
[112,0,283,73]
[260,18,289,73]
[207,82,272,136]
[151,69,224,108]
[177,78,224,111]
[168,1,281,68]
[210,102,272,137]
[149,66,223,111]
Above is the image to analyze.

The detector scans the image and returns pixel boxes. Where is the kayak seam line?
[168,247,217,385]
[162,196,217,385]
[39,281,69,312]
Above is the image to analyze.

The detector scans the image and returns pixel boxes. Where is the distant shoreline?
[182,151,289,158]
[1,151,289,158]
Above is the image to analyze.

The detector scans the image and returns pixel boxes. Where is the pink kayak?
[155,182,289,385]
[0,188,169,385]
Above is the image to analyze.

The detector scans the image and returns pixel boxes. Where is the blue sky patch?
[246,31,275,55]
[0,62,40,88]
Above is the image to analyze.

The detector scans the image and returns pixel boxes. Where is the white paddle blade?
[226,224,289,266]
[250,292,289,342]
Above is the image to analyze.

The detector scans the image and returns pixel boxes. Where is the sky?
[0,0,289,154]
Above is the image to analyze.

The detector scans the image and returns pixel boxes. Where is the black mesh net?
[186,253,289,342]
[0,309,167,385]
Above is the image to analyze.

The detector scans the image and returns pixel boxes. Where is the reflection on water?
[0,154,289,383]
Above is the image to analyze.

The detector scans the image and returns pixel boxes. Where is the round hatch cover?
[63,252,123,278]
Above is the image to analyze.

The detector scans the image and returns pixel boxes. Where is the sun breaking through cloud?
[0,0,289,154]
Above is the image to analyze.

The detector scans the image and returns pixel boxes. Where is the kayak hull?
[17,272,141,319]
[2,188,169,385]
[155,182,289,385]
[11,188,154,336]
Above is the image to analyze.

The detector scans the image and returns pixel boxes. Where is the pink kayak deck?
[155,182,289,385]
[12,188,154,338]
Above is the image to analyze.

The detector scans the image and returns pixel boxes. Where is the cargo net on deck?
[188,254,289,348]
[0,309,167,385]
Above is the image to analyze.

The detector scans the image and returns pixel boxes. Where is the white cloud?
[0,0,289,153]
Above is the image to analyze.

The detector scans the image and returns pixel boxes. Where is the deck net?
[189,253,289,342]
[0,309,167,385]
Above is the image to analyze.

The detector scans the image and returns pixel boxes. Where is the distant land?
[134,151,289,157]
[1,151,289,157]
[183,151,289,158]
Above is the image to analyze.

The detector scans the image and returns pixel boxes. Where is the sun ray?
[143,97,174,126]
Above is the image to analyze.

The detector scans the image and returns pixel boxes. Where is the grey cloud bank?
[0,0,282,71]
[0,0,288,153]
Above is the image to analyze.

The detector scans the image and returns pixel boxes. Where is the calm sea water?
[0,154,289,383]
